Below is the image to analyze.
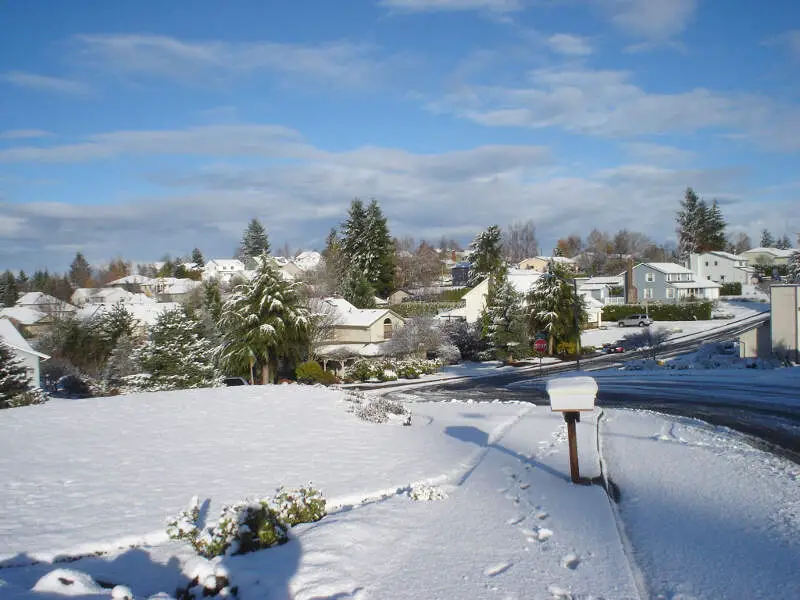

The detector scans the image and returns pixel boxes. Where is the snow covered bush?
[6,387,49,408]
[344,358,442,382]
[409,483,448,501]
[0,340,31,409]
[167,487,326,559]
[295,360,338,385]
[345,390,412,425]
[435,343,461,365]
[439,320,487,362]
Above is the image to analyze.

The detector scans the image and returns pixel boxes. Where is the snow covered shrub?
[295,361,338,385]
[7,387,48,408]
[273,485,327,527]
[439,320,487,362]
[435,343,461,364]
[346,360,379,382]
[355,396,411,425]
[167,487,326,559]
[409,483,448,501]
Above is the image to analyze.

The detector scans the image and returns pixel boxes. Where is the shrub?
[355,396,412,425]
[167,487,326,559]
[602,302,712,322]
[296,361,338,385]
[439,320,487,361]
[392,302,461,318]
[7,387,49,408]
[720,282,742,296]
[435,343,461,364]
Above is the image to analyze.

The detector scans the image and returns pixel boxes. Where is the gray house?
[631,263,721,304]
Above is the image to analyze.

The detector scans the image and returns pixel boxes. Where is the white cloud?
[429,65,800,151]
[380,0,523,13]
[1,71,90,96]
[601,0,697,41]
[622,142,695,165]
[545,33,593,56]
[73,34,394,88]
[0,130,52,140]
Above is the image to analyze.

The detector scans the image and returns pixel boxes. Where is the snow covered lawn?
[1,382,798,598]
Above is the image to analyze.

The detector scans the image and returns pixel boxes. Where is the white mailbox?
[546,376,598,412]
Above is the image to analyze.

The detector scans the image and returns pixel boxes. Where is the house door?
[383,318,393,339]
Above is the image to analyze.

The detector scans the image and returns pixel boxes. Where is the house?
[0,317,49,388]
[686,252,754,285]
[576,276,625,306]
[770,284,799,362]
[388,290,412,305]
[0,306,54,338]
[450,262,471,287]
[143,277,202,302]
[579,293,604,329]
[15,292,77,319]
[71,287,136,307]
[631,263,721,304]
[738,247,795,268]
[518,256,577,273]
[107,274,155,290]
[202,259,246,284]
[315,298,406,372]
[76,298,181,338]
[374,296,389,307]
[463,270,544,324]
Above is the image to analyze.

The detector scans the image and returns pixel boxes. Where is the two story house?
[632,263,720,304]
[738,247,795,268]
[202,259,246,284]
[686,252,754,285]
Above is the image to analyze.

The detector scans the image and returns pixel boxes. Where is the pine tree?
[700,200,726,252]
[676,188,702,259]
[191,247,205,267]
[467,225,505,287]
[760,229,775,248]
[103,334,141,387]
[322,228,345,295]
[16,271,28,294]
[0,340,29,408]
[69,252,93,288]
[138,307,218,390]
[0,271,18,307]
[342,269,376,309]
[217,256,310,384]
[237,218,271,261]
[340,199,395,296]
[526,263,585,355]
[480,271,527,360]
[775,234,792,250]
[789,236,800,283]
[203,280,223,323]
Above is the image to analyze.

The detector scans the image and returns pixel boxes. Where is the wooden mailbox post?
[546,376,598,484]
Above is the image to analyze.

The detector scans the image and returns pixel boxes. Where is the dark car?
[602,342,625,354]
[223,377,249,386]
[52,375,92,399]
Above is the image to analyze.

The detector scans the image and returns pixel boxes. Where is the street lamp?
[543,270,583,371]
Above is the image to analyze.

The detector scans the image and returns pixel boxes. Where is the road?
[385,312,800,463]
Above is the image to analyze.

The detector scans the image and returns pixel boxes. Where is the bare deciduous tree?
[503,220,539,263]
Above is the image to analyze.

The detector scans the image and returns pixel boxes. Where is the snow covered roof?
[0,306,48,325]
[434,306,467,320]
[374,296,388,306]
[16,292,74,309]
[206,259,245,270]
[323,297,403,327]
[316,343,386,358]
[508,269,545,295]
[581,276,624,286]
[706,251,742,261]
[107,274,154,286]
[739,247,795,259]
[77,301,180,327]
[579,293,604,309]
[0,318,49,359]
[535,256,576,264]
[669,280,721,289]
[293,251,322,271]
[640,262,693,274]
[578,284,608,291]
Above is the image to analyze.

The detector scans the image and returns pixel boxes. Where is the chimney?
[626,259,637,304]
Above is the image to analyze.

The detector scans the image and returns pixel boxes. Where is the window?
[720,275,725,282]
[666,287,675,299]
[705,261,709,267]
[714,261,718,266]
[644,288,653,299]
[383,318,393,339]
[645,272,655,282]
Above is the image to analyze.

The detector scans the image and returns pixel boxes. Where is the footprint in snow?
[535,510,549,520]
[507,515,525,526]
[561,552,580,570]
[519,482,530,490]
[484,562,513,577]
[547,583,572,599]
[537,528,553,541]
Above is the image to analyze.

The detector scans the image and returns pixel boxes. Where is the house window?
[704,261,709,267]
[666,288,675,299]
[644,288,653,299]
[645,272,655,282]
[714,261,718,266]
[383,318,393,339]
[720,275,725,282]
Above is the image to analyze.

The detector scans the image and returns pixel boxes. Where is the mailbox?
[546,376,598,412]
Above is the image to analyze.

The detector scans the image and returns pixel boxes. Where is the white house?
[71,287,137,307]
[0,317,49,388]
[739,247,795,268]
[202,259,246,283]
[463,270,544,324]
[686,251,753,285]
[15,292,77,319]
[576,276,625,306]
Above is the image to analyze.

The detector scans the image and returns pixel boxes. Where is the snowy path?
[601,409,800,600]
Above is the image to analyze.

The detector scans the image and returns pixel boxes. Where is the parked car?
[223,377,249,386]
[618,314,653,327]
[602,342,626,354]
[52,375,92,399]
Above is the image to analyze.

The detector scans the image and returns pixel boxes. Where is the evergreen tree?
[138,307,218,390]
[775,234,792,250]
[342,269,376,309]
[97,303,136,349]
[467,225,505,287]
[676,188,702,259]
[217,256,310,384]
[16,271,28,294]
[526,263,585,355]
[701,200,727,252]
[103,334,141,387]
[789,237,800,283]
[0,271,18,307]
[237,218,271,260]
[760,229,775,248]
[480,271,527,360]
[69,252,93,288]
[203,280,223,323]
[191,247,205,267]
[340,199,395,296]
[321,227,345,295]
[0,340,30,408]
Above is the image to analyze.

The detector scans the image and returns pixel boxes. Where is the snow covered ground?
[581,300,768,349]
[1,382,798,599]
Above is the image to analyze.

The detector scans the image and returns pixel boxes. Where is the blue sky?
[0,0,798,272]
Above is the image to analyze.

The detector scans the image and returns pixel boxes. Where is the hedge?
[602,302,712,322]
[719,282,742,296]
[392,301,461,318]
